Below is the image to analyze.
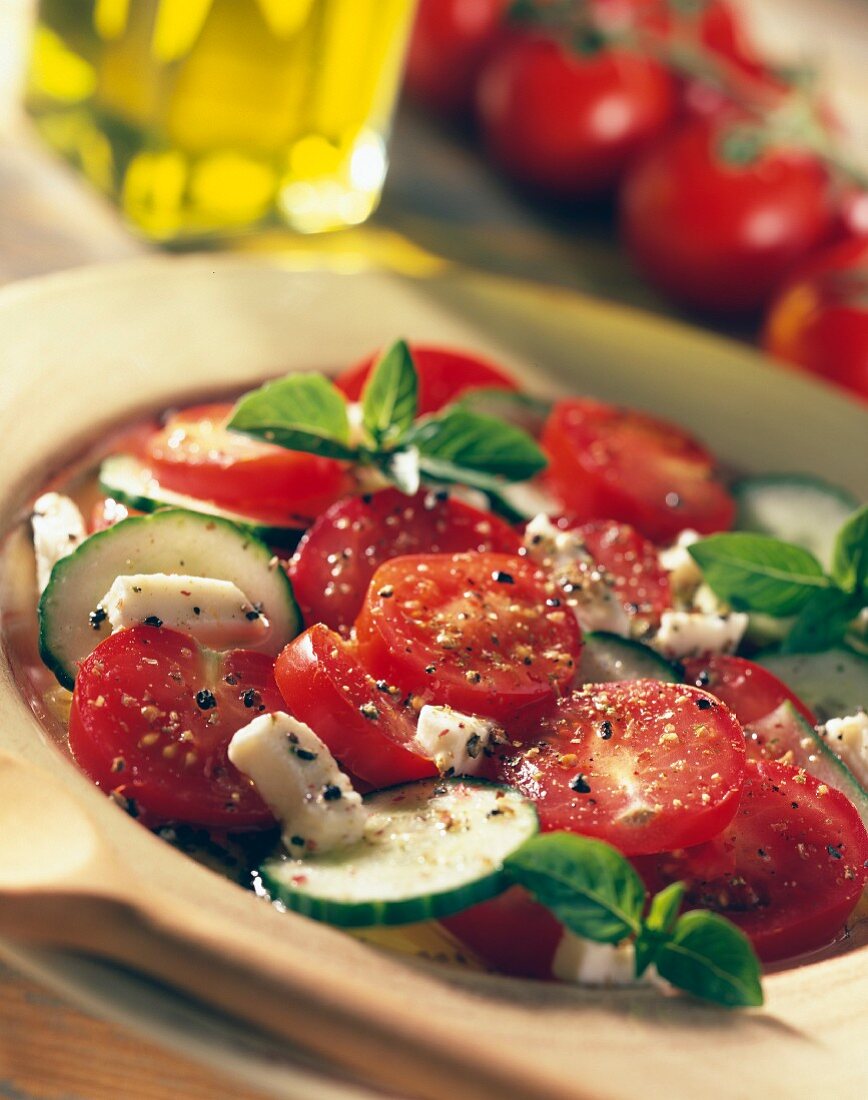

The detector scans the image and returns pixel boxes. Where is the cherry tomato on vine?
[69,626,283,828]
[541,398,735,543]
[762,237,868,402]
[146,404,352,526]
[620,115,837,314]
[335,345,519,416]
[403,0,510,118]
[475,30,678,200]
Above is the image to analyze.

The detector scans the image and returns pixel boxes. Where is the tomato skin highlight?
[146,403,353,525]
[335,345,518,416]
[620,116,836,315]
[762,237,868,403]
[541,398,735,543]
[491,681,746,856]
[289,488,521,636]
[274,624,436,789]
[69,626,283,829]
[355,552,582,724]
[682,654,817,728]
[441,886,563,980]
[476,32,677,201]
[635,760,868,962]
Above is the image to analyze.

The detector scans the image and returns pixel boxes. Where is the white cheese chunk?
[413,705,499,776]
[524,513,631,637]
[98,573,268,649]
[552,933,653,986]
[31,492,87,592]
[651,609,748,660]
[658,528,703,604]
[228,712,367,855]
[819,711,868,788]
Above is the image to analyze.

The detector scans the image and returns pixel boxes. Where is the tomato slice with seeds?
[490,681,746,856]
[541,398,735,543]
[634,760,868,961]
[355,552,582,724]
[69,626,283,828]
[289,488,522,636]
[274,623,436,788]
[682,654,817,728]
[146,403,353,526]
[563,518,672,634]
[335,345,519,416]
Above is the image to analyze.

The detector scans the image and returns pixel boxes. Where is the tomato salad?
[28,341,868,1007]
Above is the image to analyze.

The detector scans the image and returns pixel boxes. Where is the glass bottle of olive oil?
[26,0,416,241]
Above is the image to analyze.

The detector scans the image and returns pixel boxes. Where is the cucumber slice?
[259,778,538,928]
[99,454,305,550]
[38,508,301,689]
[578,631,678,684]
[732,475,859,569]
[756,647,867,723]
[750,701,868,829]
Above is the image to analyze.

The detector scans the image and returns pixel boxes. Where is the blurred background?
[0,0,866,396]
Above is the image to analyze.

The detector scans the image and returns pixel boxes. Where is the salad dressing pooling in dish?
[17,341,868,1005]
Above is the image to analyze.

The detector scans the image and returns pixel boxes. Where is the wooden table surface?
[0,1,865,1097]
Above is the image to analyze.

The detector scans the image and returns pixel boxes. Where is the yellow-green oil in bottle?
[26,0,416,241]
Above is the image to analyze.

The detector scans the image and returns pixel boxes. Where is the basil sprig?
[689,505,867,653]
[506,833,763,1009]
[227,340,547,497]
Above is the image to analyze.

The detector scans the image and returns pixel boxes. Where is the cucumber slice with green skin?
[757,647,867,723]
[38,508,301,689]
[732,474,859,569]
[99,455,305,551]
[749,701,868,829]
[259,778,539,928]
[577,631,678,684]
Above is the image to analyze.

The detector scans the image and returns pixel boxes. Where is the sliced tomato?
[335,345,519,416]
[441,886,563,980]
[146,403,353,526]
[289,489,521,636]
[563,518,672,633]
[682,654,817,728]
[541,398,735,543]
[490,681,746,856]
[355,552,581,724]
[634,760,868,961]
[274,623,435,788]
[69,626,283,828]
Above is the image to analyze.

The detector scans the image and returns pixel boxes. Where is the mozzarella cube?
[98,573,268,649]
[819,711,868,787]
[414,705,498,776]
[32,492,86,592]
[658,529,703,604]
[651,609,748,660]
[552,933,648,986]
[228,712,367,855]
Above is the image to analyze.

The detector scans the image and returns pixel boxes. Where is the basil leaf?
[781,587,862,654]
[634,881,685,977]
[361,339,418,448]
[655,911,764,1008]
[228,374,355,460]
[454,387,552,437]
[407,407,547,484]
[689,534,830,616]
[505,833,645,943]
[831,505,868,595]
